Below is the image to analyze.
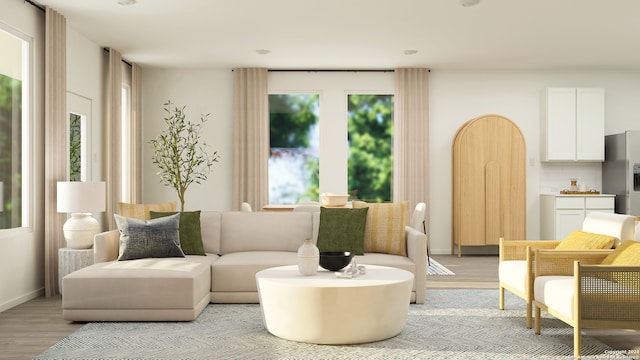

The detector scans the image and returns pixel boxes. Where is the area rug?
[427,257,455,275]
[35,289,633,360]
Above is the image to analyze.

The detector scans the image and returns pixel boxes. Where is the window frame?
[0,23,33,234]
[267,71,394,200]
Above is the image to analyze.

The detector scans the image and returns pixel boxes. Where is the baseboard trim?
[0,288,44,313]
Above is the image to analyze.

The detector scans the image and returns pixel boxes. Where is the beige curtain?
[232,68,269,211]
[129,63,143,203]
[44,7,67,297]
[104,49,122,229]
[393,68,430,213]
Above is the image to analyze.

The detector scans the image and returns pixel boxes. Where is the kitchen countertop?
[541,193,615,197]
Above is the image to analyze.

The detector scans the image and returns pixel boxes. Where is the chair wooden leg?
[526,300,532,329]
[499,287,505,310]
[534,305,541,335]
[574,323,581,359]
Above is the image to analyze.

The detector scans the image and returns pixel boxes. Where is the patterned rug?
[35,289,631,360]
[427,258,455,275]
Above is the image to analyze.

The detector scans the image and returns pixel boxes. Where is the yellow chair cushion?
[601,240,640,265]
[118,201,177,220]
[555,230,616,250]
[352,201,409,256]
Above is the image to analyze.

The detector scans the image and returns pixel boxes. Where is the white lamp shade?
[57,181,106,214]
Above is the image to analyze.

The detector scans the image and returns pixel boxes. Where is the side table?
[58,248,94,293]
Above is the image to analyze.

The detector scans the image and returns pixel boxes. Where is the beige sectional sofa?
[62,210,427,321]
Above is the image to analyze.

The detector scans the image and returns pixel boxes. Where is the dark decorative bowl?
[319,251,354,271]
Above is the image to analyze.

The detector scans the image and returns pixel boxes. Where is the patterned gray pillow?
[114,213,185,261]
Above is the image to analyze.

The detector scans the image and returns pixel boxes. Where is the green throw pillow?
[150,211,206,256]
[114,213,185,261]
[316,207,368,255]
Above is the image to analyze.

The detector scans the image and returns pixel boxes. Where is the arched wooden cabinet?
[452,115,526,256]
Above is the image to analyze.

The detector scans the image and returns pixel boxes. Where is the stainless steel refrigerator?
[603,130,640,215]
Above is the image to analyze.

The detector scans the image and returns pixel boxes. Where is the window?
[347,94,393,202]
[268,94,319,204]
[0,26,30,230]
[268,72,394,204]
[67,92,92,183]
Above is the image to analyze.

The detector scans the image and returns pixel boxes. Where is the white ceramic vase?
[297,239,319,275]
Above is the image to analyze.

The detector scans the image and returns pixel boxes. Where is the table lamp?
[57,181,106,249]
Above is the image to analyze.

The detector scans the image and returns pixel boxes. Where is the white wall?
[428,69,640,254]
[142,68,640,254]
[66,27,104,184]
[0,1,45,312]
[141,68,234,211]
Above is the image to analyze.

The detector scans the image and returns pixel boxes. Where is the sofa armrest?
[94,229,120,263]
[405,225,427,304]
[533,249,613,277]
[499,238,560,261]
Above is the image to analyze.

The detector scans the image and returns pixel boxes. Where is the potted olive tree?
[149,101,220,211]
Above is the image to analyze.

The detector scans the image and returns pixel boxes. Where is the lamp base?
[63,213,100,249]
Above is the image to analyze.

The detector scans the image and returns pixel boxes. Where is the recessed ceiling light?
[403,50,418,55]
[117,0,136,5]
[460,0,480,7]
[256,49,271,55]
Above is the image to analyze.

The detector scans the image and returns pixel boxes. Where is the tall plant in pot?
[149,101,220,211]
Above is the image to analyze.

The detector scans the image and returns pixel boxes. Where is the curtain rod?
[268,69,394,73]
[103,48,133,68]
[25,0,45,12]
[25,2,133,69]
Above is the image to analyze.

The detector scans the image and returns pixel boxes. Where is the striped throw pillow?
[118,201,177,220]
[352,201,409,256]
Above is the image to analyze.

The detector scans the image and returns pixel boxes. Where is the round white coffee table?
[255,264,414,344]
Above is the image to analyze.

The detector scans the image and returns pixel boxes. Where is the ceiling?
[34,0,640,70]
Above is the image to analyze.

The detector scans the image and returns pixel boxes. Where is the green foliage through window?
[269,94,319,204]
[348,94,394,202]
[0,73,23,229]
[69,113,82,181]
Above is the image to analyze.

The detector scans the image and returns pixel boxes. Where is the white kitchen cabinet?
[540,194,615,239]
[543,87,605,161]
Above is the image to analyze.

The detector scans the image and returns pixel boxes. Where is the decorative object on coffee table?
[319,251,354,271]
[297,239,319,275]
[57,181,106,249]
[149,101,220,211]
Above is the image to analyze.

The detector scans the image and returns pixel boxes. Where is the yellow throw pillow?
[352,201,409,256]
[555,230,616,250]
[118,201,177,220]
[601,240,640,265]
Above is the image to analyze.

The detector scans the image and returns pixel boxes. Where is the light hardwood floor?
[1,255,638,359]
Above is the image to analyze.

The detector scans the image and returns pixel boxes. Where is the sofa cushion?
[150,211,206,256]
[534,276,574,319]
[114,213,185,261]
[118,201,177,220]
[498,260,527,294]
[316,207,368,255]
[555,230,616,250]
[200,211,222,254]
[219,212,313,254]
[352,201,409,256]
[211,251,298,292]
[601,240,640,265]
[63,255,215,311]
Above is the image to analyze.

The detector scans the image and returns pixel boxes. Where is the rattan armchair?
[499,238,559,328]
[499,212,636,329]
[533,250,640,359]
